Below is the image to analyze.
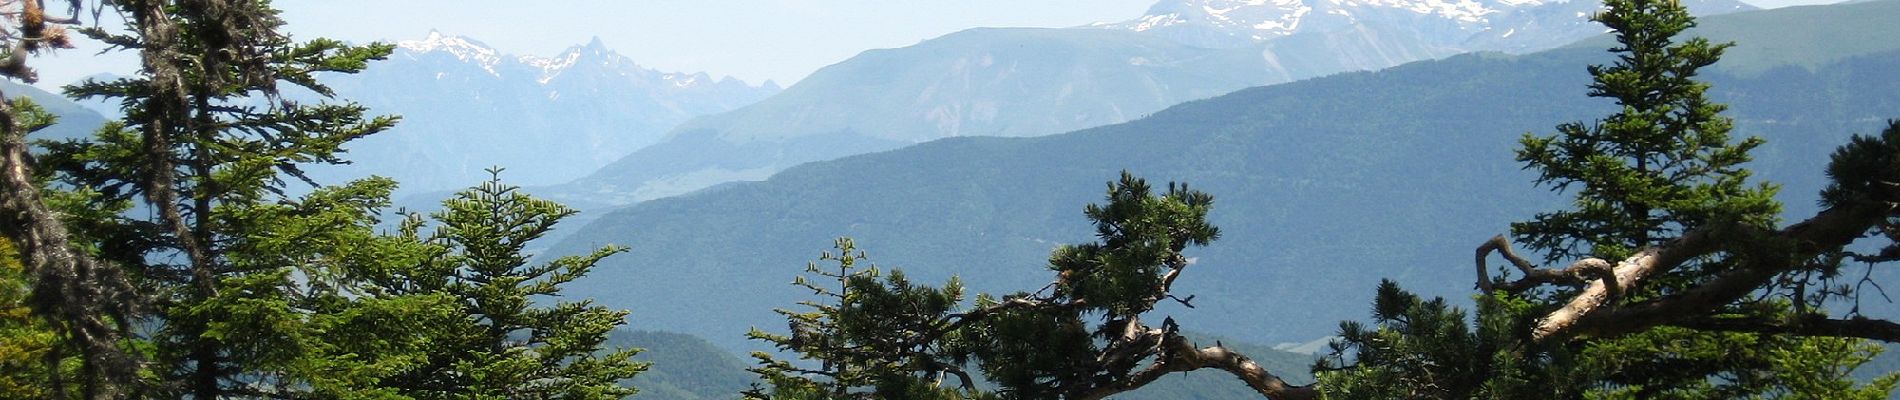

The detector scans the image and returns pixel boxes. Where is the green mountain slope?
[608,330,754,400]
[2,80,108,142]
[543,0,1760,208]
[547,28,1279,206]
[547,2,1900,356]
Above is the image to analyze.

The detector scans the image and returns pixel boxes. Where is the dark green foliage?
[746,237,987,400]
[1050,173,1219,317]
[379,173,645,399]
[1822,120,1900,209]
[1821,123,1900,305]
[5,1,646,398]
[1317,281,1496,399]
[1513,0,1777,263]
[24,1,468,396]
[1504,0,1807,393]
[956,174,1225,398]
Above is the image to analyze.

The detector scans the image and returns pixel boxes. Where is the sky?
[38,0,1159,89]
[34,0,1842,90]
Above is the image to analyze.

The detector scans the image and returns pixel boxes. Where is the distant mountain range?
[541,0,1900,355]
[1102,0,1751,51]
[540,28,1273,207]
[536,0,1754,208]
[3,79,108,142]
[301,32,779,194]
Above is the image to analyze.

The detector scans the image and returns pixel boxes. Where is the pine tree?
[746,237,988,400]
[748,173,1317,400]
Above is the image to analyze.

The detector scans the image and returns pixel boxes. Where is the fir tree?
[379,171,646,399]
[0,1,648,398]
[1319,0,1900,398]
[39,1,446,393]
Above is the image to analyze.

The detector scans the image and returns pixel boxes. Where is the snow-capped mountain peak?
[309,32,783,195]
[398,30,504,73]
[1101,0,1568,48]
[520,50,583,79]
[1102,0,1746,50]
[521,37,653,84]
[390,31,775,95]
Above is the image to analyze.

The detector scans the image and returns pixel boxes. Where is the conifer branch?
[1073,323,1318,400]
[1479,234,1618,294]
[1673,315,1900,343]
[1521,197,1893,343]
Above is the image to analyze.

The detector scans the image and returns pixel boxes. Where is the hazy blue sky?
[36,0,1839,90]
[279,0,1162,87]
[39,1,1157,88]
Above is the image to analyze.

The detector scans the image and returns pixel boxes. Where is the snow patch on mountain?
[1110,0,1522,40]
[521,51,583,83]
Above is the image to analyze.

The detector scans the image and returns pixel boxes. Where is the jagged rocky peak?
[521,36,646,82]
[392,31,763,89]
[309,31,785,194]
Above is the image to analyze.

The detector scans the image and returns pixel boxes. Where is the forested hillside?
[538,0,1761,207]
[549,0,1900,354]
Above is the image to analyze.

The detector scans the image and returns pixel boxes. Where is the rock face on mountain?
[550,0,1753,207]
[305,32,779,194]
